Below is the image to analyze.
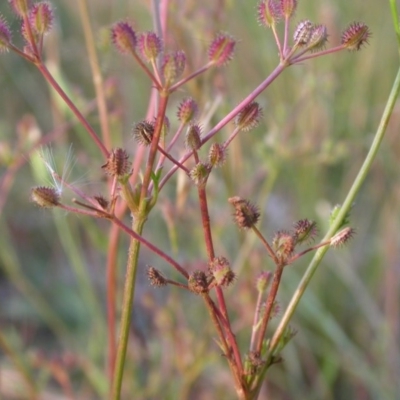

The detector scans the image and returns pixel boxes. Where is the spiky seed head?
[188,270,209,294]
[293,20,313,46]
[132,120,155,146]
[111,21,137,55]
[272,231,295,263]
[256,271,272,293]
[208,32,236,66]
[228,196,260,229]
[209,257,235,287]
[189,162,211,187]
[101,148,131,177]
[147,266,168,287]
[307,24,328,52]
[293,219,317,245]
[9,0,31,18]
[173,50,186,78]
[29,2,54,35]
[177,97,199,124]
[257,0,282,28]
[280,0,297,19]
[330,227,355,248]
[20,19,31,44]
[185,124,202,150]
[31,186,60,208]
[341,22,371,51]
[235,102,263,132]
[162,50,186,86]
[208,143,227,167]
[0,15,12,53]
[138,31,163,62]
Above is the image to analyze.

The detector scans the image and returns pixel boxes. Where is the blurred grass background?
[0,0,399,399]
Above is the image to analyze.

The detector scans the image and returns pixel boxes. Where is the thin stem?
[160,64,286,190]
[197,186,244,378]
[389,0,400,49]
[36,63,109,158]
[111,218,145,400]
[169,61,214,92]
[255,263,285,355]
[291,45,345,64]
[156,144,190,173]
[106,225,120,383]
[111,216,188,278]
[249,290,265,353]
[155,121,186,172]
[202,293,245,397]
[140,95,169,201]
[77,0,112,149]
[251,226,279,265]
[271,25,283,59]
[269,65,400,355]
[223,126,241,150]
[131,50,162,90]
[283,16,290,56]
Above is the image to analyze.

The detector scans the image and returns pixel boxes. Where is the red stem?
[255,263,285,355]
[111,216,188,278]
[197,187,244,374]
[36,63,109,158]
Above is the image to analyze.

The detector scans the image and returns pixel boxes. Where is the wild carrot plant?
[1,0,399,399]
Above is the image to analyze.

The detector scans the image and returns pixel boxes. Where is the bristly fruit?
[330,227,355,248]
[272,230,295,264]
[189,162,211,187]
[9,0,31,18]
[257,0,282,28]
[280,0,297,19]
[147,266,168,287]
[111,21,137,55]
[185,124,202,151]
[293,219,317,245]
[138,31,163,62]
[228,196,260,229]
[341,22,371,51]
[29,1,54,35]
[307,24,328,52]
[208,32,236,67]
[188,270,209,294]
[31,186,60,208]
[256,271,272,293]
[208,143,226,168]
[0,15,12,52]
[101,148,131,177]
[293,20,313,46]
[162,50,186,86]
[209,256,235,287]
[235,102,263,132]
[177,97,199,124]
[132,120,155,146]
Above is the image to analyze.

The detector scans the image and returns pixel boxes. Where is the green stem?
[250,65,400,398]
[111,218,146,399]
[389,0,400,48]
